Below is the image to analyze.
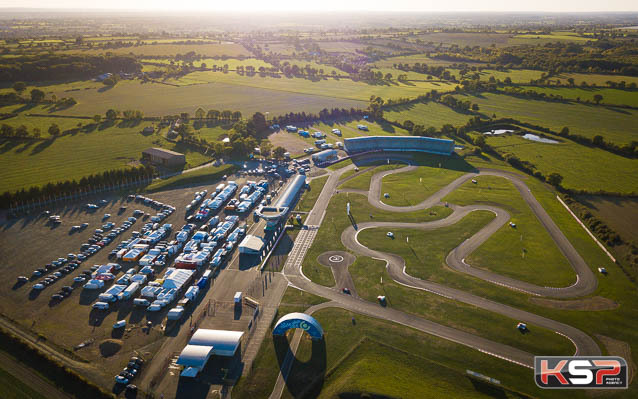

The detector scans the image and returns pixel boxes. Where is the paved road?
[268,154,601,398]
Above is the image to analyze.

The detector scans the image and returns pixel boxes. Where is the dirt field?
[267,129,310,156]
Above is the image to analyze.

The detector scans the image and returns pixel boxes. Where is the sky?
[2,0,637,12]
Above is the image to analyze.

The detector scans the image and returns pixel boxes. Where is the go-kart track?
[270,153,602,397]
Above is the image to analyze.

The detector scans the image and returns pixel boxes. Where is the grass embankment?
[145,164,235,192]
[484,134,638,194]
[441,175,576,287]
[339,163,405,191]
[327,159,353,171]
[287,308,573,399]
[302,193,452,287]
[296,175,328,213]
[0,366,47,399]
[380,155,472,206]
[457,92,638,145]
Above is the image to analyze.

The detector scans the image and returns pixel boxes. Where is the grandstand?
[344,136,455,155]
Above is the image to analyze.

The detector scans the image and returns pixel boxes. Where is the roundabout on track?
[317,251,356,268]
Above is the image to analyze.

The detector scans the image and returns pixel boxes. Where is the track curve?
[280,155,601,375]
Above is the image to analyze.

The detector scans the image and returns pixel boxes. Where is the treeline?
[268,107,367,126]
[0,326,115,399]
[0,54,140,82]
[1,165,154,208]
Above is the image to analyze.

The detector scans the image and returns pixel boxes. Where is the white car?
[386,232,394,238]
[113,320,127,329]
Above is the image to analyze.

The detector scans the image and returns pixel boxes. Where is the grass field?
[523,86,638,107]
[440,175,576,287]
[457,92,638,145]
[383,101,473,129]
[375,54,486,68]
[145,164,235,192]
[169,70,457,103]
[44,79,367,118]
[62,42,251,57]
[339,163,405,190]
[509,32,593,45]
[554,73,638,87]
[291,308,575,399]
[0,365,47,399]
[296,175,329,213]
[0,121,211,193]
[302,192,452,287]
[349,255,574,356]
[380,157,471,207]
[484,134,638,194]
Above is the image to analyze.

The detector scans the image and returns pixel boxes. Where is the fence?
[7,172,181,214]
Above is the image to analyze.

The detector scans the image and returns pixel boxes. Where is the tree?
[93,114,102,124]
[195,107,205,119]
[593,135,604,146]
[260,141,273,158]
[12,81,26,94]
[474,135,486,148]
[273,146,286,160]
[559,127,569,136]
[30,88,45,103]
[232,111,242,121]
[251,112,267,132]
[567,78,575,86]
[32,128,41,139]
[105,109,119,120]
[503,76,512,85]
[207,109,220,120]
[471,103,479,111]
[593,94,603,104]
[547,172,563,187]
[48,123,61,136]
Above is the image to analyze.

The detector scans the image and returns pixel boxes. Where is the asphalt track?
[277,154,601,389]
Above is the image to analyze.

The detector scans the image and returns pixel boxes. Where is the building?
[176,329,244,377]
[343,136,455,156]
[142,126,154,134]
[255,174,306,230]
[142,148,186,167]
[311,149,338,164]
[239,235,265,255]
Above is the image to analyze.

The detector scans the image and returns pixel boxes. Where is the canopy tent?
[176,345,215,377]
[189,329,244,357]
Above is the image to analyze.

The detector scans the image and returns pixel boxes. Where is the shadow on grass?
[274,333,327,397]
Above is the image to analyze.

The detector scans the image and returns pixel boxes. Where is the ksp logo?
[535,356,628,389]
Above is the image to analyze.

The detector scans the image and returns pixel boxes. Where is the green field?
[509,32,594,45]
[575,195,638,243]
[484,134,638,194]
[62,42,251,57]
[296,175,329,213]
[0,121,211,193]
[555,73,638,87]
[458,92,638,145]
[0,365,47,399]
[339,163,405,190]
[145,164,235,192]
[523,86,638,107]
[439,175,576,287]
[349,255,573,356]
[380,158,471,207]
[384,101,473,129]
[42,79,367,118]
[302,192,452,286]
[290,308,573,399]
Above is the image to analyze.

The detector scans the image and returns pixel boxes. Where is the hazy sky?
[2,0,637,12]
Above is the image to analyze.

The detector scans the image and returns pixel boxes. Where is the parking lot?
[0,158,313,391]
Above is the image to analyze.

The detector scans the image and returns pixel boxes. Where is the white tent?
[189,329,244,357]
[176,345,215,377]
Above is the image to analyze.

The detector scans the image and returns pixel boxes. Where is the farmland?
[457,92,638,145]
[42,79,368,118]
[0,119,211,193]
[519,86,638,107]
[484,134,638,194]
[61,42,251,57]
[383,101,472,129]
